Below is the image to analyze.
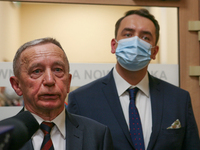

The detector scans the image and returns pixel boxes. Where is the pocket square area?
[167,119,181,129]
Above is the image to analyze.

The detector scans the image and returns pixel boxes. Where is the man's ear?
[111,38,117,54]
[67,74,72,93]
[10,76,23,96]
[151,46,159,60]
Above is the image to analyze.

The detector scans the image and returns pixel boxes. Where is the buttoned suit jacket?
[68,69,200,150]
[20,110,113,150]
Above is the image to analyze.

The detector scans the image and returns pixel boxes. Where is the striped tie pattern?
[40,122,55,150]
[128,88,145,150]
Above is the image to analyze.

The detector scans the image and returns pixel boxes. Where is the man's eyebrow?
[121,28,134,34]
[28,63,42,73]
[53,61,67,70]
[29,63,41,70]
[141,31,153,38]
[121,28,153,37]
[53,61,65,66]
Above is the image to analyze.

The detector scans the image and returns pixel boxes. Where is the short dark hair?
[13,37,69,77]
[115,9,160,45]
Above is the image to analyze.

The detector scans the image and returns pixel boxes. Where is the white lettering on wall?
[0,62,179,87]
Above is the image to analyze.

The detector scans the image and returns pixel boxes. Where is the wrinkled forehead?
[20,43,68,67]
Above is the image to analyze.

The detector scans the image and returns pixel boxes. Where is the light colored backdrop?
[0,1,178,120]
[0,2,178,64]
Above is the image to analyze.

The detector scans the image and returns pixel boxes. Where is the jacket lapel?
[147,74,164,150]
[19,139,34,150]
[102,69,134,148]
[66,110,83,150]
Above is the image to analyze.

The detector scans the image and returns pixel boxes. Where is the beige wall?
[0,1,20,62]
[151,7,178,64]
[0,2,178,64]
[19,3,139,63]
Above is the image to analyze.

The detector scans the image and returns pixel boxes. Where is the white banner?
[0,62,179,120]
[0,62,179,87]
[0,62,13,87]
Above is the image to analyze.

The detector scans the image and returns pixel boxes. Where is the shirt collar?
[51,109,66,139]
[26,108,66,139]
[113,66,149,97]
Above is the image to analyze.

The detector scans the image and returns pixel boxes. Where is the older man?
[9,37,113,150]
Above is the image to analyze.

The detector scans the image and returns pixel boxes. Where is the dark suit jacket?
[20,110,113,150]
[68,69,200,150]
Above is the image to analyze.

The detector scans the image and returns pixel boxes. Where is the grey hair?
[13,37,69,77]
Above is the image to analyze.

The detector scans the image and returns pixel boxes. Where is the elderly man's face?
[12,43,71,114]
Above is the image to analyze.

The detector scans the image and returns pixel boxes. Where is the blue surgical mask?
[115,36,153,71]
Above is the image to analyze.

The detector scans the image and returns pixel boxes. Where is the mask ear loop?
[150,46,157,55]
[115,39,118,43]
[148,46,155,53]
[151,46,155,49]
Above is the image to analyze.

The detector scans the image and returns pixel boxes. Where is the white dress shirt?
[113,67,152,150]
[29,108,66,150]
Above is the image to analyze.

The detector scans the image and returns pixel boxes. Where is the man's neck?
[116,62,147,85]
[25,105,64,121]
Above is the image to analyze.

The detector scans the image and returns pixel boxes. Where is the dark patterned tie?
[128,88,145,150]
[40,122,55,150]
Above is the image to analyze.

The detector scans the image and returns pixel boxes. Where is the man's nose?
[43,69,55,86]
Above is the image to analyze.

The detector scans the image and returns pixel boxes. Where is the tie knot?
[128,87,139,101]
[40,122,54,134]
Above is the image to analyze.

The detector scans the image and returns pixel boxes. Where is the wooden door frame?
[7,0,200,134]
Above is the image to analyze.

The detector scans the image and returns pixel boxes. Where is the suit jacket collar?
[101,70,164,150]
[20,109,83,150]
[66,110,83,150]
[101,69,134,148]
[147,73,164,150]
[20,139,34,150]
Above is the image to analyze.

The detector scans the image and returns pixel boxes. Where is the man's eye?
[33,69,41,74]
[30,69,42,79]
[54,68,64,78]
[125,33,132,37]
[55,68,62,72]
[142,36,150,41]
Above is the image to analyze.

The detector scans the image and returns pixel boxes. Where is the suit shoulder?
[70,70,112,94]
[151,75,189,93]
[69,111,107,129]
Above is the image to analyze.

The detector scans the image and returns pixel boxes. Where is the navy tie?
[128,88,145,150]
[40,122,55,150]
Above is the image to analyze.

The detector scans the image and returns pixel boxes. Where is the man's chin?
[40,101,61,110]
